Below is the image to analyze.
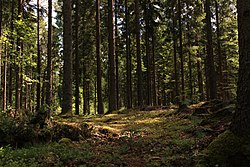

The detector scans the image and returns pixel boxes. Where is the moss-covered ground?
[0,101,238,166]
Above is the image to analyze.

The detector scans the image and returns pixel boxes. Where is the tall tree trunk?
[15,0,22,113]
[36,0,41,112]
[172,9,179,104]
[115,0,119,109]
[9,0,14,106]
[62,0,73,115]
[145,0,152,106]
[96,0,104,114]
[74,0,80,115]
[83,65,87,115]
[178,0,185,102]
[205,0,217,100]
[125,0,132,109]
[231,0,250,136]
[108,0,117,113]
[135,0,143,107]
[0,0,2,103]
[197,49,205,101]
[187,23,193,103]
[3,44,7,112]
[46,0,53,116]
[215,0,223,100]
[151,30,157,106]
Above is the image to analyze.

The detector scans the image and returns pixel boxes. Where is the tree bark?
[46,0,53,113]
[151,29,157,106]
[178,0,185,102]
[125,0,132,109]
[15,0,22,113]
[197,50,204,101]
[205,0,217,100]
[135,0,143,107]
[108,0,117,112]
[74,0,80,115]
[36,0,41,112]
[62,0,73,115]
[145,0,152,106]
[215,0,223,99]
[0,0,2,102]
[9,0,14,106]
[172,8,179,104]
[3,44,7,112]
[115,0,119,109]
[96,0,104,114]
[231,0,250,136]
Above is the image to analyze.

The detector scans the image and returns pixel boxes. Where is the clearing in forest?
[0,101,233,166]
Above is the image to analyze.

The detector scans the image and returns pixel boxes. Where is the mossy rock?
[52,123,91,142]
[58,138,72,144]
[197,130,250,167]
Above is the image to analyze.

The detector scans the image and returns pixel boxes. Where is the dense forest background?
[0,0,238,116]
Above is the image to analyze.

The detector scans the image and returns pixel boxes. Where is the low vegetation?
[0,100,245,166]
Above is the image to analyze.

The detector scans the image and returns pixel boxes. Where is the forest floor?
[0,100,234,167]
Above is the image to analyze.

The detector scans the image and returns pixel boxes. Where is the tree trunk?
[9,0,14,106]
[205,0,217,100]
[74,0,80,115]
[108,0,117,113]
[96,0,104,114]
[145,0,152,106]
[62,0,73,115]
[151,30,157,106]
[197,50,205,101]
[125,0,132,109]
[0,0,2,104]
[3,44,7,112]
[46,0,53,113]
[178,0,185,102]
[135,0,143,107]
[172,8,179,104]
[36,0,41,112]
[231,0,250,136]
[187,23,193,103]
[15,0,22,113]
[215,0,223,100]
[115,0,119,109]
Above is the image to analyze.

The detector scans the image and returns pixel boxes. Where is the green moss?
[58,138,72,144]
[198,130,250,167]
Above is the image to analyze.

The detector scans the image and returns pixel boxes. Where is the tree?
[36,0,41,112]
[96,0,104,114]
[125,0,132,109]
[108,0,117,113]
[178,0,185,102]
[215,0,223,99]
[144,0,152,106]
[62,0,73,115]
[205,0,217,100]
[231,0,250,136]
[0,0,2,100]
[74,0,80,115]
[46,0,53,115]
[172,5,179,104]
[9,0,14,106]
[15,0,22,113]
[135,0,143,107]
[115,0,119,109]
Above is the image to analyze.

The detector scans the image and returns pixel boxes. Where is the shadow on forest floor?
[0,100,235,166]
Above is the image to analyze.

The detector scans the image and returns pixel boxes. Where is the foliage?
[0,142,93,167]
[197,130,250,167]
